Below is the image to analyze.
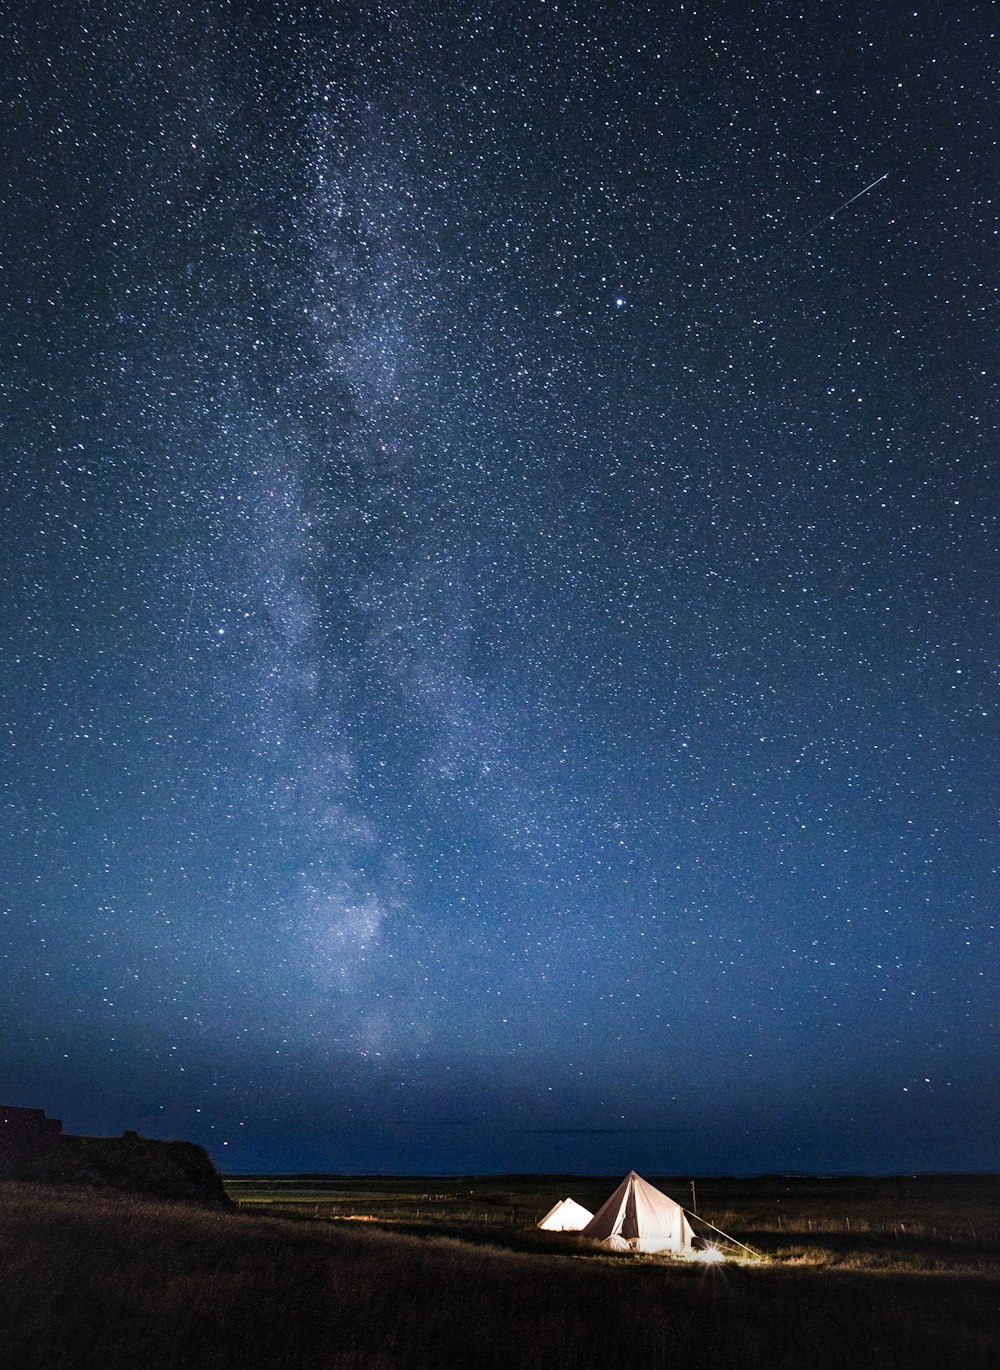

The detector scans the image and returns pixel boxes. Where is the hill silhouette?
[0,1106,228,1206]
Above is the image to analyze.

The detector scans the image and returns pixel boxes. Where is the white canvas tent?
[581,1171,695,1254]
[537,1197,594,1232]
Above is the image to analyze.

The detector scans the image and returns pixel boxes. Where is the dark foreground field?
[1,1176,998,1369]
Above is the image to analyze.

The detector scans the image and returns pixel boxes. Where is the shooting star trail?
[830,172,891,215]
[784,172,890,251]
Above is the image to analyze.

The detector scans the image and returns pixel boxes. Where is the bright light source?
[689,1245,725,1263]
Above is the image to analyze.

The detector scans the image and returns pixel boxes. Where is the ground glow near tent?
[1,2,996,1175]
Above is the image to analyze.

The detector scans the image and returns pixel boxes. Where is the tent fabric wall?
[581,1171,694,1254]
[537,1197,595,1231]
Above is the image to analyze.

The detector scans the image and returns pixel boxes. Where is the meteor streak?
[785,172,889,250]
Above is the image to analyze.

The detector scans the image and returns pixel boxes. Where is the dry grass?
[1,1176,998,1368]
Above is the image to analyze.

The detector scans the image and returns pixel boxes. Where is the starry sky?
[2,0,997,1176]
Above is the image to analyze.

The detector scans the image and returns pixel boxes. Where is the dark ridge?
[0,1106,229,1206]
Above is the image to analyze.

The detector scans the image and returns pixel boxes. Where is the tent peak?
[537,1196,594,1232]
[581,1170,694,1255]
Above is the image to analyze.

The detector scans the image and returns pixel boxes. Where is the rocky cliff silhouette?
[0,1106,229,1206]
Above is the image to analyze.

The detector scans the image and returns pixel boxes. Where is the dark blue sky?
[2,0,997,1174]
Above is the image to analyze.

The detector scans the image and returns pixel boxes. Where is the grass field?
[1,1173,998,1367]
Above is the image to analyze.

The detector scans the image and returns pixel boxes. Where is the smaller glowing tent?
[537,1197,595,1231]
[581,1171,695,1254]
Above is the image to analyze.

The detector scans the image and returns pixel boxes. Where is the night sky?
[2,1,997,1176]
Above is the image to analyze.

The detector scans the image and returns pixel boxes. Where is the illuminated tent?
[581,1171,695,1254]
[537,1197,594,1231]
